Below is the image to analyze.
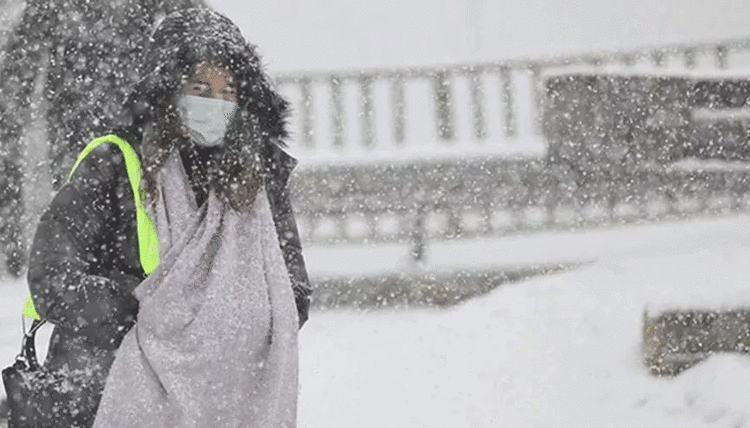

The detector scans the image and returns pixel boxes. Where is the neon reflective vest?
[23,134,159,319]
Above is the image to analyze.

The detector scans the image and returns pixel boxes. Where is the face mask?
[177,95,238,147]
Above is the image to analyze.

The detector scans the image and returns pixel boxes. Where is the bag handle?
[15,319,46,371]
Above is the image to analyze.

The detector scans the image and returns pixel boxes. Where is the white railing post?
[359,74,375,148]
[499,65,516,138]
[651,50,666,67]
[530,63,544,135]
[469,66,487,140]
[391,73,406,145]
[329,75,344,149]
[683,47,697,69]
[620,52,636,66]
[716,45,728,69]
[433,70,455,141]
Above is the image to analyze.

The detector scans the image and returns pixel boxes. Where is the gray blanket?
[93,150,299,428]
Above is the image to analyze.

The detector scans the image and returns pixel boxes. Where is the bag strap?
[22,134,160,320]
[15,319,46,371]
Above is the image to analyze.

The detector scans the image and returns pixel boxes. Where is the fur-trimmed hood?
[132,7,289,142]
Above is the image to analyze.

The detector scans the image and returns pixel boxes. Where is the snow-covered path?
[298,244,750,427]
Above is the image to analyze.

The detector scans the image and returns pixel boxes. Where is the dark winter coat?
[24,7,310,423]
[26,130,311,405]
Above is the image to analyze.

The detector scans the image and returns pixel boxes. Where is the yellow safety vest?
[23,134,159,319]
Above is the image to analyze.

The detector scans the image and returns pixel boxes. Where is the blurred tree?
[0,0,204,277]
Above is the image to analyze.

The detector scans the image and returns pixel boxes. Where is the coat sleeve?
[27,145,141,344]
[268,182,312,328]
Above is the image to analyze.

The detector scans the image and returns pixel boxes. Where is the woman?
[26,7,310,428]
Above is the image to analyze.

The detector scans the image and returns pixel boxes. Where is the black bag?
[2,320,102,428]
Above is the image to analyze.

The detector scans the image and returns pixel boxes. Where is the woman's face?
[183,61,238,102]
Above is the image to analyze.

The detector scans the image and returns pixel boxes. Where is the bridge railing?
[274,39,750,165]
[276,39,750,260]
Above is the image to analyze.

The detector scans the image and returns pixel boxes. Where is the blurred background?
[4,0,750,295]
[5,1,750,426]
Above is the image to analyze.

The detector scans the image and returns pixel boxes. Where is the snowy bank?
[299,241,750,427]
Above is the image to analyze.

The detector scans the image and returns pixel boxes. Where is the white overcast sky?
[207,0,750,72]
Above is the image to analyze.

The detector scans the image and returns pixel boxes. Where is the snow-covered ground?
[298,218,750,428]
[4,214,750,426]
[297,254,750,428]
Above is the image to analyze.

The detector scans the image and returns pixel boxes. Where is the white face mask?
[178,95,238,147]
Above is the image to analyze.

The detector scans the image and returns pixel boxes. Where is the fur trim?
[132,7,289,144]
